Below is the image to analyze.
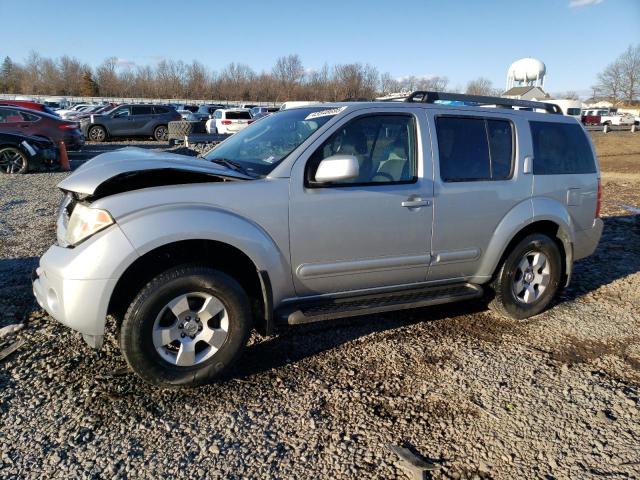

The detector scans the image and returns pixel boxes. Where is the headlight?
[65,203,114,246]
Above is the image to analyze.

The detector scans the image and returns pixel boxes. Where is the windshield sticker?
[263,155,276,164]
[304,106,347,120]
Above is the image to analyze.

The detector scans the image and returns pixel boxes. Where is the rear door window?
[226,111,252,120]
[436,116,514,182]
[131,105,153,115]
[153,106,169,114]
[530,121,596,174]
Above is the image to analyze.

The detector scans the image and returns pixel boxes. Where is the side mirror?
[314,155,359,183]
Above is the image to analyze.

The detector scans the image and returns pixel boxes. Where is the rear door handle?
[401,198,431,208]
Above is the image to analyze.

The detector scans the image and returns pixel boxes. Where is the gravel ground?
[0,135,639,479]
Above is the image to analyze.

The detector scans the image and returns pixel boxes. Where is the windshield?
[204,106,345,177]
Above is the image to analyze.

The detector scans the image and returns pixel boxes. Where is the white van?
[543,99,583,120]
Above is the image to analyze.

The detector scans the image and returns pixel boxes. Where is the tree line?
[0,47,638,103]
[0,52,499,102]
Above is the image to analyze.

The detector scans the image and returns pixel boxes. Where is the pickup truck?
[581,109,635,127]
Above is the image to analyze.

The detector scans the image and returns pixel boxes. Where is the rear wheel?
[0,147,28,174]
[153,124,168,142]
[88,125,107,142]
[120,265,253,387]
[489,234,562,319]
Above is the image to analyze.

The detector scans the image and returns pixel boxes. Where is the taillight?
[221,120,232,125]
[59,123,79,130]
[595,177,602,218]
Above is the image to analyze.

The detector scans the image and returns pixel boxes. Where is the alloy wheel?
[152,292,229,367]
[512,251,551,304]
[0,148,26,174]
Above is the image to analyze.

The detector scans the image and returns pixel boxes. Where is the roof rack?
[404,91,562,114]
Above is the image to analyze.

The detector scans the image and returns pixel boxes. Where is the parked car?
[32,93,603,387]
[186,104,226,122]
[0,105,84,150]
[56,104,95,119]
[250,106,280,117]
[0,131,58,174]
[581,108,635,127]
[205,109,253,134]
[81,104,181,142]
[0,100,60,116]
[67,104,117,121]
[61,104,105,120]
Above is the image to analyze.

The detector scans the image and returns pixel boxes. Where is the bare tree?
[272,54,304,99]
[380,72,401,95]
[619,44,640,104]
[593,45,640,104]
[465,77,497,96]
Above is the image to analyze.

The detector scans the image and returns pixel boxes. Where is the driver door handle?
[401,198,431,208]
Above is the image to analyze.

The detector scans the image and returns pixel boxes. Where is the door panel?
[427,111,533,281]
[108,107,132,135]
[289,108,434,296]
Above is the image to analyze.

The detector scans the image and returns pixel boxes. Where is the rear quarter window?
[530,121,596,175]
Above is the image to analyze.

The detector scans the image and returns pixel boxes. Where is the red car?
[0,105,84,151]
[0,100,59,116]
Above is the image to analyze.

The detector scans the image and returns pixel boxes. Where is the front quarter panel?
[95,179,295,304]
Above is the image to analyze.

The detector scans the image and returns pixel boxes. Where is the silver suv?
[33,92,603,387]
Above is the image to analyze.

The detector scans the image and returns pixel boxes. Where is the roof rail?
[405,91,562,114]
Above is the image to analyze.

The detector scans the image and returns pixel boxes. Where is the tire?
[88,125,107,142]
[153,124,168,142]
[0,147,29,174]
[120,265,253,387]
[488,234,562,320]
[167,121,205,141]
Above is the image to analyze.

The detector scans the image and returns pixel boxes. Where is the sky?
[0,0,638,96]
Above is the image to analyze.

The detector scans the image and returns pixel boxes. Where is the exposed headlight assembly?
[65,203,114,246]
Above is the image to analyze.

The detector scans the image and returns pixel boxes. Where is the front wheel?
[88,125,107,142]
[120,265,253,387]
[489,234,562,319]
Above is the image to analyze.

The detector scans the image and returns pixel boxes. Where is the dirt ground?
[0,132,639,480]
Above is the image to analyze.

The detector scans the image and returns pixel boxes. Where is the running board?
[277,283,483,326]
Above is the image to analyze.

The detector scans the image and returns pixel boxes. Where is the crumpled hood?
[58,147,250,196]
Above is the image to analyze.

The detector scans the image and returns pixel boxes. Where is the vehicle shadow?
[233,300,489,380]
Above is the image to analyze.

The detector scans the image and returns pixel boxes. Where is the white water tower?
[506,58,546,90]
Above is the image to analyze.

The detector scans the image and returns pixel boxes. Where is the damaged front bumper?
[32,224,138,349]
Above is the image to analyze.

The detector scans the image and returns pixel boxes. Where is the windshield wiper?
[209,158,254,178]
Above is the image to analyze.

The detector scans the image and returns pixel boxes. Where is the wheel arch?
[88,123,110,137]
[108,239,275,336]
[476,198,574,287]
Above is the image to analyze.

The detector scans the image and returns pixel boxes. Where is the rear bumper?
[63,131,85,151]
[574,217,604,260]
